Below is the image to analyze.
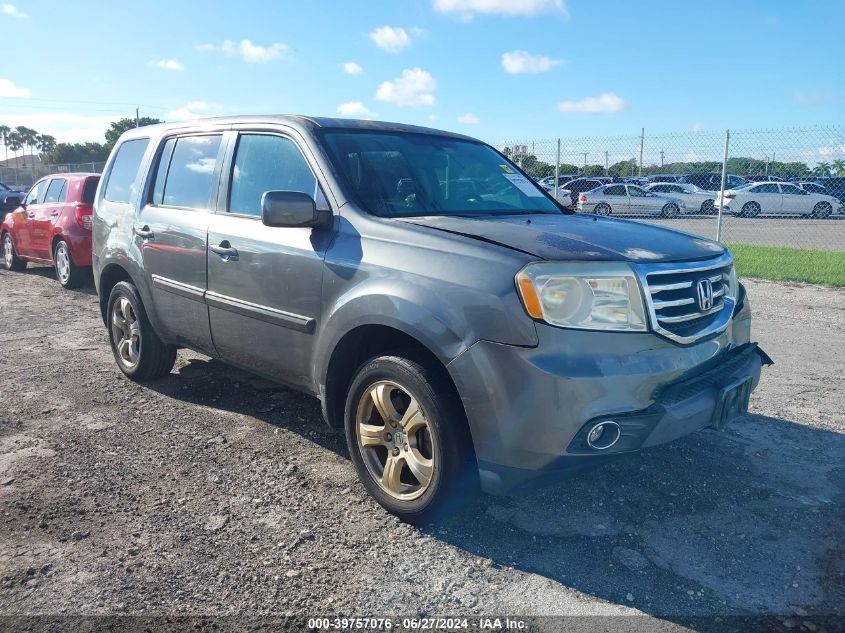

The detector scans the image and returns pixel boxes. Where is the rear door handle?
[134,225,155,240]
[50,210,60,217]
[210,241,239,261]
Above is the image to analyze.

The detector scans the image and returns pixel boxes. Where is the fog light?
[586,421,621,450]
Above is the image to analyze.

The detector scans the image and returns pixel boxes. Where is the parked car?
[553,188,573,207]
[93,116,768,523]
[646,174,685,184]
[715,181,841,218]
[539,174,578,190]
[1,173,99,288]
[0,181,26,216]
[646,182,716,214]
[578,183,685,217]
[811,177,845,204]
[679,173,747,191]
[559,178,606,207]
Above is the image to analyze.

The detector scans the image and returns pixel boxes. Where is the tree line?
[503,148,845,180]
[0,117,163,167]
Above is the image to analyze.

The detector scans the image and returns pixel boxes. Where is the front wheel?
[2,232,26,271]
[344,353,478,524]
[107,281,177,381]
[593,203,612,216]
[661,203,680,218]
[812,202,832,219]
[54,239,85,289]
[740,201,761,218]
[700,199,716,214]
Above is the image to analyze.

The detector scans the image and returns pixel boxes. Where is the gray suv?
[93,116,770,523]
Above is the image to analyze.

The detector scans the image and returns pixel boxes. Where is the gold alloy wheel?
[355,380,435,501]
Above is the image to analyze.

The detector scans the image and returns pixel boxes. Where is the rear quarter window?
[103,138,150,203]
[82,177,100,204]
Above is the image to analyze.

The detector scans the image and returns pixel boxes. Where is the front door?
[626,185,653,214]
[779,183,813,215]
[207,131,332,391]
[136,133,225,356]
[31,177,67,260]
[17,178,48,257]
[752,183,782,214]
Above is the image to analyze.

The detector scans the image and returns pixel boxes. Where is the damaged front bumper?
[447,296,772,494]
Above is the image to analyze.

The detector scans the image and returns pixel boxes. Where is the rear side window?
[604,185,626,195]
[44,178,67,204]
[156,135,222,209]
[104,138,150,203]
[82,177,100,204]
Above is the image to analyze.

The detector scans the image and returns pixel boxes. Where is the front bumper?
[448,298,768,494]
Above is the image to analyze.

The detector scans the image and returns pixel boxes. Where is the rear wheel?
[2,232,26,271]
[107,281,177,381]
[594,203,612,216]
[661,203,680,218]
[54,239,85,289]
[345,353,478,524]
[812,202,832,219]
[740,201,761,218]
[700,199,716,214]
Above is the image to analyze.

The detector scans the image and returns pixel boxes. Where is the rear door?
[137,133,225,356]
[751,183,782,214]
[206,130,332,391]
[32,177,67,260]
[602,184,629,212]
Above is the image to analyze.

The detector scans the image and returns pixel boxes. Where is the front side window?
[24,179,47,205]
[780,184,805,195]
[627,185,647,197]
[320,131,559,218]
[605,185,626,195]
[753,184,779,193]
[104,138,150,203]
[228,134,323,217]
[44,178,67,204]
[157,135,222,209]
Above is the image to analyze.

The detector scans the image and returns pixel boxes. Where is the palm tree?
[7,131,23,167]
[0,124,10,166]
[832,159,845,177]
[15,126,39,168]
[812,162,832,178]
[36,134,57,160]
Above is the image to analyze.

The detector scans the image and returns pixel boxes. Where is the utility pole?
[604,151,609,174]
[638,128,645,177]
[660,150,665,168]
[580,152,588,174]
[135,107,140,128]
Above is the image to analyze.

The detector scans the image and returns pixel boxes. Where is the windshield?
[320,131,561,218]
[0,182,9,192]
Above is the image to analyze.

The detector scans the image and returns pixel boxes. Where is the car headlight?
[724,264,738,300]
[516,262,647,332]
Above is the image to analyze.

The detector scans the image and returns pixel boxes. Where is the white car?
[554,188,573,207]
[715,181,841,218]
[577,183,686,217]
[646,183,716,214]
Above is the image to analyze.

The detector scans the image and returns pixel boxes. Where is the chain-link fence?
[0,162,106,190]
[499,126,845,284]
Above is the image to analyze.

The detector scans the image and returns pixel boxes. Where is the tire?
[2,232,26,271]
[740,201,761,218]
[594,203,612,216]
[701,199,716,214]
[54,239,85,289]
[107,281,177,381]
[661,203,680,218]
[812,202,832,219]
[344,352,478,524]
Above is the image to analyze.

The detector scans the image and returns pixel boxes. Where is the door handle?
[50,210,60,217]
[210,241,239,261]
[27,212,35,218]
[134,225,155,240]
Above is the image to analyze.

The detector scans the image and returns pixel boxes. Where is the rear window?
[104,138,150,203]
[82,177,99,204]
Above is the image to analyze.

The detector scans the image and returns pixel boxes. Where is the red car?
[1,173,99,289]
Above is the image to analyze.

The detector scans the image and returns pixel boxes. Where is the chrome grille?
[636,253,735,344]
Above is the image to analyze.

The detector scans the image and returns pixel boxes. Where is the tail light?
[579,194,587,202]
[74,203,93,230]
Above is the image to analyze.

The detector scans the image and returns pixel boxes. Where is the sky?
[0,0,843,148]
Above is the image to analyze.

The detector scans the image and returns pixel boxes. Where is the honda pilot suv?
[93,116,770,523]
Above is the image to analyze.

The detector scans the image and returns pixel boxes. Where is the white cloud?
[167,101,219,121]
[501,50,565,74]
[457,113,479,124]
[1,4,28,18]
[336,101,378,119]
[150,59,184,71]
[343,61,364,75]
[196,39,287,63]
[557,92,628,113]
[691,122,702,133]
[0,78,29,98]
[433,0,568,20]
[369,26,412,53]
[376,68,436,107]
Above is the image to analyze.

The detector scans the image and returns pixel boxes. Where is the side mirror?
[261,191,331,229]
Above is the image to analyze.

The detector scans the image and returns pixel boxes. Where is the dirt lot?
[0,266,843,630]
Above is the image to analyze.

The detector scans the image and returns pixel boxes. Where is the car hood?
[403,213,726,263]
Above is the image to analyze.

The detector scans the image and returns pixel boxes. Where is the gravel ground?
[0,266,843,630]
